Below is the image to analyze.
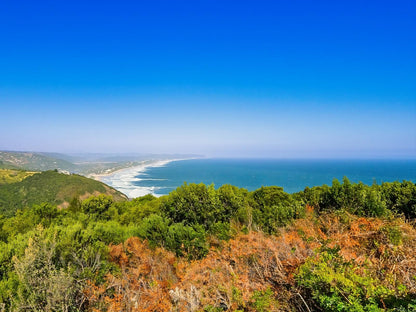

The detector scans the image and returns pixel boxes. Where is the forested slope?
[0,170,127,216]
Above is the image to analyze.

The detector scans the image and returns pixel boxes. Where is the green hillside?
[0,170,127,216]
[0,169,37,185]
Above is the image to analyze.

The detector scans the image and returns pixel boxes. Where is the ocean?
[126,158,416,197]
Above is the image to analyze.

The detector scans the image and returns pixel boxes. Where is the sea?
[125,158,416,197]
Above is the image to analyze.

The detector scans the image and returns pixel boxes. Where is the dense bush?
[297,248,396,311]
[160,183,223,230]
[251,186,305,233]
[301,177,416,218]
[137,214,208,259]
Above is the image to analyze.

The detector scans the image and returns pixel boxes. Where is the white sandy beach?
[90,159,184,198]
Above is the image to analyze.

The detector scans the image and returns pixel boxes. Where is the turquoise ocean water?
[132,158,416,196]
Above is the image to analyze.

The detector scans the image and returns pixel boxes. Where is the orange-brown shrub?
[85,208,416,311]
[84,237,178,312]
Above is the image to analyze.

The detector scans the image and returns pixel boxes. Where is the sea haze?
[132,158,416,196]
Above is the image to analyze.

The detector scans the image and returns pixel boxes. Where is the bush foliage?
[0,177,415,311]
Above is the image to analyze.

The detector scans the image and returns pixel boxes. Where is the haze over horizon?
[1,0,415,158]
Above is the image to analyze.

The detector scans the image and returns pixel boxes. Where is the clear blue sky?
[0,0,415,158]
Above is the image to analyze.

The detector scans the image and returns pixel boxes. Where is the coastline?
[94,158,416,198]
[89,158,191,198]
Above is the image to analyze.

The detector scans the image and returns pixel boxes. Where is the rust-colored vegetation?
[85,237,177,312]
[85,205,416,311]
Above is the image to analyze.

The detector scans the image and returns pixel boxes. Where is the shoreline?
[89,158,194,198]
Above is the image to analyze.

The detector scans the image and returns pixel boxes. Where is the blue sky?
[0,0,415,158]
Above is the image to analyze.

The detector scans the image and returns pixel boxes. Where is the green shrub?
[137,214,170,247]
[166,223,208,259]
[81,195,114,219]
[251,186,305,233]
[382,225,403,246]
[296,248,408,311]
[138,214,208,259]
[160,183,223,230]
[251,287,276,312]
[209,222,232,241]
[89,220,128,244]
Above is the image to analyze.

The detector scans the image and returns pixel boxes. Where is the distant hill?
[0,170,128,216]
[0,151,201,176]
[0,160,19,170]
[0,151,76,172]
